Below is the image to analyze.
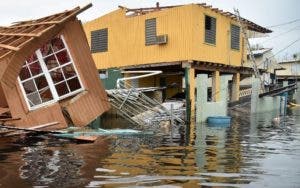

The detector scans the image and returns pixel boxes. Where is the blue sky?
[0,0,299,61]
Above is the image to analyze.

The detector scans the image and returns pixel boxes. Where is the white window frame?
[18,35,84,111]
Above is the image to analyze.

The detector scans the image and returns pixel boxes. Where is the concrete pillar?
[196,74,208,123]
[230,73,240,102]
[212,70,220,102]
[251,77,260,113]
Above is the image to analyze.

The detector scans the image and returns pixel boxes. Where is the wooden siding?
[2,81,68,129]
[84,4,245,69]
[61,20,111,126]
[1,20,110,129]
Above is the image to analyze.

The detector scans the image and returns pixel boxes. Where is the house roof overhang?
[121,3,272,34]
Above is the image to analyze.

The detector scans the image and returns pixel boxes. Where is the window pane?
[62,64,76,79]
[67,77,81,92]
[20,66,31,81]
[50,68,64,84]
[29,62,42,76]
[56,50,70,65]
[44,55,59,70]
[40,43,53,57]
[55,82,69,96]
[34,75,48,90]
[51,37,65,52]
[22,80,37,94]
[26,54,38,63]
[39,88,53,103]
[27,92,41,107]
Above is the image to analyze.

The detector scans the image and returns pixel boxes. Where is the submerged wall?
[196,74,231,123]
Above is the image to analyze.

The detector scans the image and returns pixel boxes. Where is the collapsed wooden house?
[0,4,110,130]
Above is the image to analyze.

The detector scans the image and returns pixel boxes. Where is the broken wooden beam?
[0,122,60,133]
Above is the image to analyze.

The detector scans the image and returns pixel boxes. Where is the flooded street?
[1,108,300,188]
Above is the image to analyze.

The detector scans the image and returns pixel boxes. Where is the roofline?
[119,3,272,33]
[278,60,300,64]
[0,3,92,88]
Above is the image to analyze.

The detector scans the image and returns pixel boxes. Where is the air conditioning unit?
[156,34,168,45]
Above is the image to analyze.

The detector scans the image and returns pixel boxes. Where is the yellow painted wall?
[84,4,245,69]
[138,74,182,99]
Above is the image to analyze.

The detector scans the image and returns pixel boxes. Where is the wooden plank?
[0,107,9,115]
[9,21,61,28]
[0,122,60,133]
[0,117,20,121]
[1,4,93,88]
[0,33,39,37]
[0,44,19,51]
[29,121,59,130]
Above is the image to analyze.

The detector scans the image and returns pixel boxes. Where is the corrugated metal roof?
[121,3,272,33]
[249,48,273,56]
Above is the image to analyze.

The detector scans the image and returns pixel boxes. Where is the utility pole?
[234,8,265,93]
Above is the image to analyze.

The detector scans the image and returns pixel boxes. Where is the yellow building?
[83,3,271,120]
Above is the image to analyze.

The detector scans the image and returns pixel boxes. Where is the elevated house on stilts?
[0,4,110,130]
[83,3,271,122]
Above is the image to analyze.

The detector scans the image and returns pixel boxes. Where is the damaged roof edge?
[120,3,272,33]
[0,3,92,61]
[0,3,93,88]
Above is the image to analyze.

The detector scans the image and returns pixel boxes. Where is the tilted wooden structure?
[0,4,110,130]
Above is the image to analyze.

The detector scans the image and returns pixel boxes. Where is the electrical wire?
[267,18,300,28]
[261,25,300,44]
[271,38,300,58]
[257,37,300,67]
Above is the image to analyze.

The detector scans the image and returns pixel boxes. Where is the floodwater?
[1,109,300,188]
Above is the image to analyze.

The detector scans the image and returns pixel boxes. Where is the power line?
[257,37,300,68]
[271,38,300,57]
[261,25,300,44]
[267,18,300,28]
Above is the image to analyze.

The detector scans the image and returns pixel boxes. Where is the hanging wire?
[267,18,300,28]
[261,25,300,44]
[257,37,300,68]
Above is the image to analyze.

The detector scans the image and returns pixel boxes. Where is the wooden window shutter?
[205,16,216,44]
[231,24,240,50]
[91,28,108,53]
[145,18,157,45]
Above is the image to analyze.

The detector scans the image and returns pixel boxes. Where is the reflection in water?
[19,143,84,187]
[0,108,300,187]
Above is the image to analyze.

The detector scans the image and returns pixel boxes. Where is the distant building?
[276,59,300,82]
[242,48,282,87]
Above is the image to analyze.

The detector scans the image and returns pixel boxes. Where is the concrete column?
[231,73,240,102]
[251,77,260,113]
[212,71,220,102]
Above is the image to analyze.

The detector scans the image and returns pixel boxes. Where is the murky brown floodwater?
[0,108,300,188]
